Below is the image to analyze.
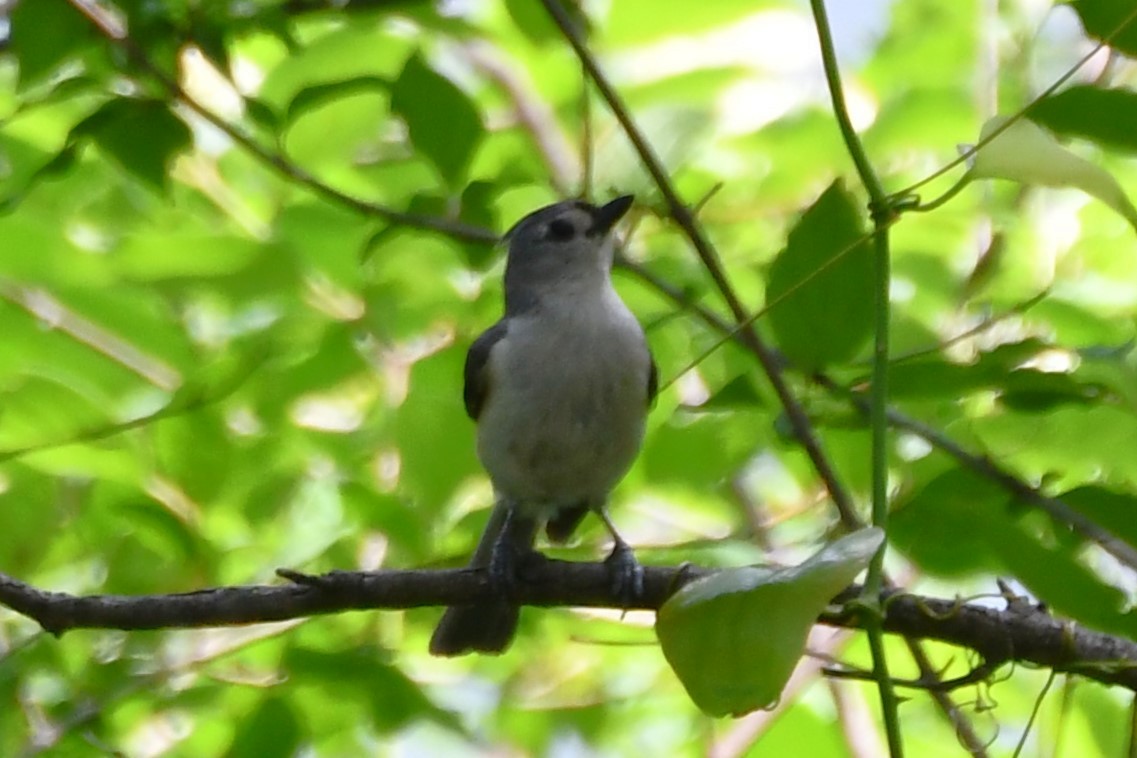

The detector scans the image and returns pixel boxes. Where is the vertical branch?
[580,60,594,197]
[903,639,990,757]
[807,1,902,755]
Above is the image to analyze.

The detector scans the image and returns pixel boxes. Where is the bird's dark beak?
[589,195,634,235]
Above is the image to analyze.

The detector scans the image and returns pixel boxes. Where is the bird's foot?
[488,532,521,598]
[604,540,645,606]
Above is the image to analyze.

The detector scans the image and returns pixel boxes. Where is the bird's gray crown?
[500,195,634,315]
[503,195,634,247]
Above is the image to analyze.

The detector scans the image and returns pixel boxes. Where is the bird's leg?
[596,508,644,604]
[486,500,537,597]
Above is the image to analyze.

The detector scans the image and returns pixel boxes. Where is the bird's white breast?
[475,286,650,510]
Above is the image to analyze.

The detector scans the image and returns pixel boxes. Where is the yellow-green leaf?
[656,528,884,717]
[970,116,1137,232]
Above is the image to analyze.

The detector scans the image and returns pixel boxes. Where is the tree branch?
[2,566,1135,692]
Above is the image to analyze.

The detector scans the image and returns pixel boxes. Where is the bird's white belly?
[475,306,648,508]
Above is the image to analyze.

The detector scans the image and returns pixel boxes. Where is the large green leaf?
[390,53,484,188]
[284,77,390,129]
[1066,0,1137,57]
[71,99,192,193]
[10,0,94,89]
[969,116,1137,231]
[890,469,1005,576]
[765,181,873,370]
[1031,86,1137,154]
[227,697,303,758]
[656,528,883,717]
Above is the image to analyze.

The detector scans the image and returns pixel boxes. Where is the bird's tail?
[429,500,537,656]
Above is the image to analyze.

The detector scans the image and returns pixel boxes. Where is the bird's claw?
[605,541,644,606]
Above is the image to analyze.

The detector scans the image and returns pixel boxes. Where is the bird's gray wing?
[463,320,509,420]
[647,352,659,406]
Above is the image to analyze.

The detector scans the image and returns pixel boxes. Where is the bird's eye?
[546,219,575,241]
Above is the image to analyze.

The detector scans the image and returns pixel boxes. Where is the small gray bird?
[430,195,657,656]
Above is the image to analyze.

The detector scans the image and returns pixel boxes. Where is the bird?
[429,195,657,656]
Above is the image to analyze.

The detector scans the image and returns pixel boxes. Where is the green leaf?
[1031,86,1137,153]
[0,142,82,214]
[277,202,371,287]
[993,510,1137,639]
[244,96,282,135]
[390,53,484,188]
[893,472,1137,638]
[155,412,232,503]
[971,405,1137,487]
[114,232,264,280]
[766,181,873,370]
[656,528,883,717]
[999,368,1102,411]
[969,116,1137,232]
[504,0,576,43]
[10,0,93,89]
[0,376,110,450]
[1060,486,1137,551]
[71,99,192,193]
[643,410,767,489]
[227,697,302,758]
[285,76,390,127]
[458,180,499,268]
[283,647,457,732]
[697,375,766,410]
[889,469,1005,576]
[1066,0,1137,57]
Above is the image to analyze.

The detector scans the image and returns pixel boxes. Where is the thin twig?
[888,290,1049,365]
[824,656,1001,692]
[1013,670,1057,757]
[904,638,991,757]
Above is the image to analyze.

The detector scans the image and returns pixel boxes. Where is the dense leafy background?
[2,0,1137,755]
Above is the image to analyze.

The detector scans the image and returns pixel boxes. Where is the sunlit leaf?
[285,76,390,127]
[969,116,1137,232]
[656,528,883,717]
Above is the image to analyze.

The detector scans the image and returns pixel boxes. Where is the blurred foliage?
[2,0,1137,755]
